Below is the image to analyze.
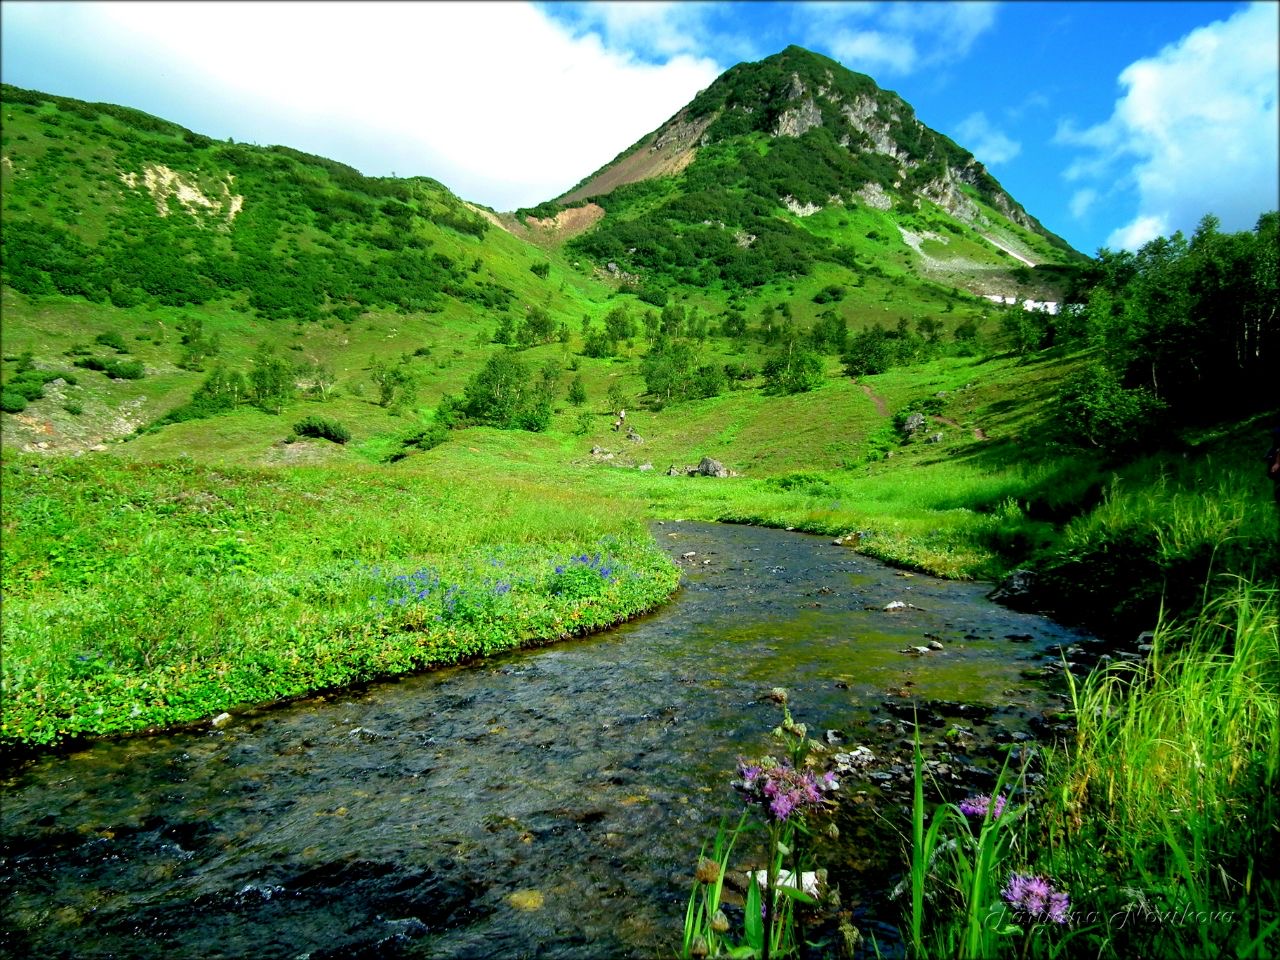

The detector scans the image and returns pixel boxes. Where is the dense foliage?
[1042,214,1278,450]
[0,84,502,324]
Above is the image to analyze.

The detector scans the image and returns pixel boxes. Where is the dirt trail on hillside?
[934,414,988,440]
[861,383,889,416]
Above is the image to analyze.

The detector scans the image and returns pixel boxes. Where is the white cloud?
[826,28,919,75]
[1069,188,1098,220]
[797,1,997,76]
[1058,1,1279,249]
[1,1,722,210]
[1107,214,1168,252]
[953,112,1021,166]
[543,1,748,61]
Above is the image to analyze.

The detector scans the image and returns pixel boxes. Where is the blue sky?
[2,1,1276,255]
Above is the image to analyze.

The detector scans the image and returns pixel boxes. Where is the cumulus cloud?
[1,1,722,210]
[1108,214,1170,252]
[541,1,757,63]
[797,1,997,76]
[953,112,1021,166]
[1057,1,1278,250]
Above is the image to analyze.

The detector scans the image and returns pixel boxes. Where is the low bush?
[93,331,129,353]
[293,415,352,444]
[74,356,145,380]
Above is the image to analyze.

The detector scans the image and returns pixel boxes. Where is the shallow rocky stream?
[0,522,1098,959]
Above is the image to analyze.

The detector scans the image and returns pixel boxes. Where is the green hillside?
[1,57,1278,960]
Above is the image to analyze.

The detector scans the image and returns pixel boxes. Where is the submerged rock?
[988,569,1040,610]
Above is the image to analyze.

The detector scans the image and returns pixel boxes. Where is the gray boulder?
[693,456,730,478]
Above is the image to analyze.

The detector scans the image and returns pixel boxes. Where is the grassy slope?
[3,84,1277,753]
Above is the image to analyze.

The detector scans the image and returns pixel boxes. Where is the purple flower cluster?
[377,567,442,606]
[734,757,838,823]
[553,553,617,582]
[1001,872,1071,925]
[958,793,1008,819]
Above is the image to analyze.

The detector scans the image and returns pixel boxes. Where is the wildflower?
[694,857,722,884]
[1002,872,1070,924]
[734,757,838,823]
[959,794,1007,819]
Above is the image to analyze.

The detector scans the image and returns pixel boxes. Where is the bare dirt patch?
[861,383,889,417]
[558,111,715,204]
[524,202,606,241]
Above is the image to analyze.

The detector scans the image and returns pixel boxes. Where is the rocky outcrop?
[840,96,911,164]
[666,457,736,478]
[692,456,730,478]
[855,182,893,211]
[783,195,822,217]
[774,93,823,138]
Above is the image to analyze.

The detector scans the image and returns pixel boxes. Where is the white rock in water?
[750,869,821,897]
[211,712,233,728]
[884,601,908,611]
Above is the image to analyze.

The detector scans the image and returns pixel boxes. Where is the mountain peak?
[554,45,1074,259]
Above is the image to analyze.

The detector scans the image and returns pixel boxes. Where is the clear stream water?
[0,522,1094,959]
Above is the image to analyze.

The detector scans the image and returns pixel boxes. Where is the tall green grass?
[1041,578,1279,958]
[900,578,1279,958]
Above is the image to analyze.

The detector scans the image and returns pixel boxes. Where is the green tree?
[567,374,587,407]
[604,304,636,344]
[249,345,296,414]
[763,345,825,394]
[810,310,848,354]
[300,360,337,401]
[519,305,556,346]
[842,325,896,376]
[456,350,547,431]
[1054,362,1167,452]
[176,316,221,371]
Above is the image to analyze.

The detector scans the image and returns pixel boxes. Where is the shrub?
[9,377,46,401]
[93,331,129,353]
[1054,363,1167,453]
[1,389,28,413]
[842,326,896,376]
[763,347,825,394]
[74,356,146,380]
[292,415,351,444]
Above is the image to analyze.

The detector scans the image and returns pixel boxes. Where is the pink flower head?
[959,794,1007,818]
[1002,872,1070,925]
[733,757,838,823]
